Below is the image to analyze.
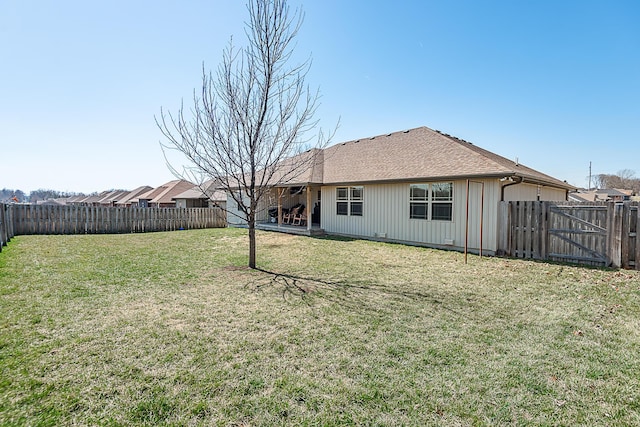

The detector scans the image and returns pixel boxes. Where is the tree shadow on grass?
[248,268,461,316]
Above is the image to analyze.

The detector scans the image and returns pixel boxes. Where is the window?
[337,187,349,216]
[409,182,453,221]
[336,186,363,216]
[409,184,428,220]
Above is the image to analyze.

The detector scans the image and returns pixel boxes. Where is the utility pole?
[588,161,592,190]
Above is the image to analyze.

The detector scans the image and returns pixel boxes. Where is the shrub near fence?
[1,204,226,238]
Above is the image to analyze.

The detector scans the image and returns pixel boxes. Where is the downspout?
[500,176,523,201]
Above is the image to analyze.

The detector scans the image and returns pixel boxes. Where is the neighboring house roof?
[569,192,596,202]
[596,188,630,197]
[173,180,227,202]
[321,127,574,189]
[78,191,110,205]
[66,195,86,204]
[138,180,194,204]
[97,190,129,205]
[115,186,153,206]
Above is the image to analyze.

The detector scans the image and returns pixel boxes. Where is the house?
[97,190,130,207]
[172,180,227,209]
[115,186,153,207]
[70,191,111,206]
[569,188,633,203]
[594,188,633,202]
[136,180,194,208]
[226,126,576,255]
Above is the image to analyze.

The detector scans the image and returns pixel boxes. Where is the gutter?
[500,175,523,201]
[500,174,576,201]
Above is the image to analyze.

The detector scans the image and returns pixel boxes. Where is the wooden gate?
[499,201,639,269]
[546,204,609,266]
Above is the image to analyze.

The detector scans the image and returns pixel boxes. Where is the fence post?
[497,201,507,256]
[540,202,548,260]
[635,203,640,271]
[607,203,623,268]
[0,203,6,251]
[621,202,631,269]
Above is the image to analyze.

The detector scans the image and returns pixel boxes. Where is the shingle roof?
[596,188,630,197]
[270,148,324,186]
[139,180,194,205]
[320,126,574,189]
[97,190,129,205]
[115,186,153,206]
[78,191,110,204]
[173,180,227,201]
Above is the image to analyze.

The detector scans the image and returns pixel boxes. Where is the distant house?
[570,188,633,203]
[71,191,110,207]
[595,188,633,202]
[115,186,153,208]
[66,195,87,205]
[97,190,130,207]
[226,126,576,255]
[136,180,194,208]
[172,180,227,209]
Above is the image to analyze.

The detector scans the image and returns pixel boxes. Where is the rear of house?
[228,126,574,254]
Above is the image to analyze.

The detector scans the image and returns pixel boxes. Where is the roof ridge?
[334,126,427,147]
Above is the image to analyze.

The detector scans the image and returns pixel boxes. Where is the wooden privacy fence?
[0,204,16,252]
[0,204,226,244]
[498,201,639,269]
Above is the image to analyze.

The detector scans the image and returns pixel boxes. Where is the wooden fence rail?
[498,201,638,270]
[0,204,226,246]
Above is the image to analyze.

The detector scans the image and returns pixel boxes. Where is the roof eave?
[511,173,577,191]
[322,172,576,191]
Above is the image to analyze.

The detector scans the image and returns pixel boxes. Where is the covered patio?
[258,184,323,235]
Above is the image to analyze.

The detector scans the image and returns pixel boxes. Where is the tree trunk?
[248,218,256,269]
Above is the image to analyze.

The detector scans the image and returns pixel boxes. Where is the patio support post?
[306,186,312,230]
[277,188,285,227]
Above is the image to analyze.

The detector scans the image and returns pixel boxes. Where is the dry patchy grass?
[1,228,639,426]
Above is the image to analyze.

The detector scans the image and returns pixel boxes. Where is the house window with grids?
[337,186,363,216]
[409,182,453,221]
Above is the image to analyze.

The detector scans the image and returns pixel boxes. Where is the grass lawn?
[1,228,639,426]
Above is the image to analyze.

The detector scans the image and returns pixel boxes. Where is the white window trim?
[409,182,453,221]
[337,186,364,217]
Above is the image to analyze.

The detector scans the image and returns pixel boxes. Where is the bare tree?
[156,0,332,269]
[594,169,639,193]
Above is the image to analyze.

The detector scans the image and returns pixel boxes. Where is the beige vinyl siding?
[540,186,568,201]
[321,179,500,253]
[226,192,270,226]
[503,182,567,201]
[226,192,246,226]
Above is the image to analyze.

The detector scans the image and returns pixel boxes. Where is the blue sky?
[1,0,638,193]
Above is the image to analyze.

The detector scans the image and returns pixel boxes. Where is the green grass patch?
[1,228,639,425]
